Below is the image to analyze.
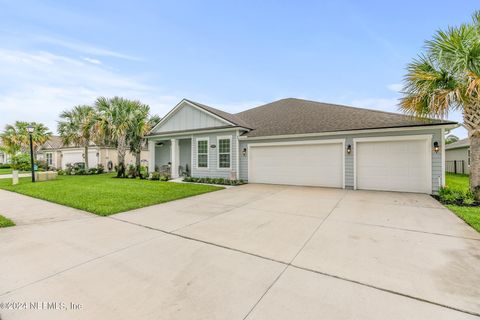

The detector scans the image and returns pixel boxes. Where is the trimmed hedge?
[183,176,246,186]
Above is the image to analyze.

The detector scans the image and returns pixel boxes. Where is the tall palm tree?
[96,97,139,178]
[58,105,98,170]
[0,121,51,157]
[400,11,480,197]
[128,109,160,177]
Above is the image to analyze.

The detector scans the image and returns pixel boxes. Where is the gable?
[152,101,232,134]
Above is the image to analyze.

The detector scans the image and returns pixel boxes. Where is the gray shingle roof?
[235,98,456,137]
[446,138,469,150]
[44,136,64,149]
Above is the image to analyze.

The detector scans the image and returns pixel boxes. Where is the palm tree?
[128,109,160,177]
[400,11,480,197]
[0,121,51,157]
[96,97,139,178]
[58,105,98,170]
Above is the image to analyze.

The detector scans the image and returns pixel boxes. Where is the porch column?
[148,140,156,174]
[170,138,180,178]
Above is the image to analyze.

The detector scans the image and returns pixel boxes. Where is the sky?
[0,0,477,138]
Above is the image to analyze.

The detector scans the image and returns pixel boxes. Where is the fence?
[445,160,466,174]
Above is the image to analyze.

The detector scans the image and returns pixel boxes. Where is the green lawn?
[0,174,223,216]
[0,168,12,175]
[445,173,480,233]
[0,214,15,228]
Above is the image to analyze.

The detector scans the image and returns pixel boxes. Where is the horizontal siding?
[240,128,443,194]
[191,131,238,179]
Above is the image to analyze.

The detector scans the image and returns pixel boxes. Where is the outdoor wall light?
[433,141,440,153]
[242,148,247,156]
[210,144,216,148]
[346,144,352,154]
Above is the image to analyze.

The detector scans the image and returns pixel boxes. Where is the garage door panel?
[249,143,343,188]
[356,139,430,193]
[62,151,98,169]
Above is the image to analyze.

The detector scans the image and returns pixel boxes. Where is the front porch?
[148,138,191,179]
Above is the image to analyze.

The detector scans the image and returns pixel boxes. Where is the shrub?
[65,163,74,175]
[76,168,87,175]
[0,164,11,169]
[57,169,65,175]
[36,159,48,170]
[182,176,246,186]
[126,164,136,178]
[97,164,105,174]
[159,174,169,181]
[438,186,478,205]
[11,153,31,171]
[88,168,98,175]
[150,171,161,180]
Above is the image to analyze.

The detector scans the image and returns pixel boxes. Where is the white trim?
[247,139,345,189]
[148,127,248,139]
[238,124,458,141]
[170,138,180,179]
[235,130,240,180]
[353,134,432,193]
[216,135,232,170]
[150,99,236,133]
[190,135,194,174]
[441,128,445,187]
[45,152,53,166]
[195,137,209,170]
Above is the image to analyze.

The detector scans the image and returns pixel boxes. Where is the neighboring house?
[0,141,10,164]
[0,150,9,164]
[445,138,470,174]
[147,98,457,194]
[37,136,150,170]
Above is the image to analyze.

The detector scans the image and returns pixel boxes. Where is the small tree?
[96,97,137,178]
[400,11,480,198]
[129,111,160,178]
[0,121,51,158]
[58,105,98,170]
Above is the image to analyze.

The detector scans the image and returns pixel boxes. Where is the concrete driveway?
[0,185,479,320]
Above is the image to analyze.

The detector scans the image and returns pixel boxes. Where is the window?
[46,153,53,166]
[468,148,471,166]
[197,139,208,168]
[218,137,231,168]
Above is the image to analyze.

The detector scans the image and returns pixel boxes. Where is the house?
[37,136,150,170]
[445,138,470,174]
[147,98,457,194]
[0,141,10,164]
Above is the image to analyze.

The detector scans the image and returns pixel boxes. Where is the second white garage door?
[62,150,98,169]
[248,141,344,187]
[355,137,431,193]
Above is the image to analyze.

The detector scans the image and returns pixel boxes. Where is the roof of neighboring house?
[446,138,469,150]
[235,98,456,137]
[184,99,252,128]
[45,136,64,149]
[40,136,101,151]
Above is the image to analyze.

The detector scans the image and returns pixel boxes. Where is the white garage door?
[249,141,344,187]
[62,151,98,169]
[355,137,431,193]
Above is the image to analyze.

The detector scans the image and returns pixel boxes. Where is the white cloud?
[82,57,101,65]
[34,35,141,61]
[0,49,177,133]
[387,83,403,92]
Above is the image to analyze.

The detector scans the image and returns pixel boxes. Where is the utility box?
[35,171,58,182]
